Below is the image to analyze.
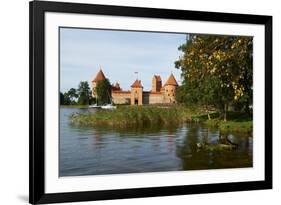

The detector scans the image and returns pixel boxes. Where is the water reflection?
[59,108,252,177]
[176,125,252,170]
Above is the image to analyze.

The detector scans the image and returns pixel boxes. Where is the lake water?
[59,108,253,176]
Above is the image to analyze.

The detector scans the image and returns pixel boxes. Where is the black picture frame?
[29,0,272,204]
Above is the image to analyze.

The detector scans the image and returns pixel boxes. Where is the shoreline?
[67,105,252,134]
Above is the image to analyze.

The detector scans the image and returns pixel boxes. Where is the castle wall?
[112,91,175,105]
[149,94,164,104]
[112,91,131,104]
[143,92,165,104]
[143,93,149,104]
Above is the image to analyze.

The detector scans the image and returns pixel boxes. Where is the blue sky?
[60,28,186,92]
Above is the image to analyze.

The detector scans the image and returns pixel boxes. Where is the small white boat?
[90,91,116,110]
[88,104,102,109]
[101,104,116,110]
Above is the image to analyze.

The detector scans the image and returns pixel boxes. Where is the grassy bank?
[204,120,252,134]
[69,105,252,133]
[70,105,200,128]
[192,111,252,134]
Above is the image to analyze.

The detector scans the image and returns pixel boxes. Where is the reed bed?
[70,105,198,128]
[69,105,252,133]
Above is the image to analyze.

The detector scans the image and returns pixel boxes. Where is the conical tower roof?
[131,79,143,88]
[164,73,178,86]
[92,69,106,82]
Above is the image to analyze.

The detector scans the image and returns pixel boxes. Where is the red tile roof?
[111,82,121,91]
[164,74,178,86]
[131,79,143,88]
[92,69,106,82]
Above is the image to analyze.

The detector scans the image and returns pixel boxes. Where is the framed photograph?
[29,0,272,204]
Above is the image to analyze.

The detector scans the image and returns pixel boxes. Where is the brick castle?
[91,69,178,105]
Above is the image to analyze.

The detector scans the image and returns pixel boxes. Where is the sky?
[60,28,187,92]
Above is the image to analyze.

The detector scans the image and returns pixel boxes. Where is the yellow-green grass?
[70,105,200,128]
[204,120,252,134]
[69,106,252,133]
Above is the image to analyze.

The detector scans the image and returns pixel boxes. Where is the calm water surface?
[59,108,253,176]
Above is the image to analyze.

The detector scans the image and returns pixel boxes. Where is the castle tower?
[152,75,162,92]
[130,79,143,105]
[91,69,106,97]
[163,73,178,103]
[111,82,121,91]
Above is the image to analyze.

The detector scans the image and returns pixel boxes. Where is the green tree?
[96,79,111,105]
[77,81,91,105]
[63,92,71,105]
[175,34,253,121]
[67,88,78,104]
[90,96,96,105]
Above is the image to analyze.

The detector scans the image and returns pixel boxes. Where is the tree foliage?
[77,81,91,105]
[175,34,253,120]
[67,88,78,102]
[96,78,111,105]
[60,82,94,105]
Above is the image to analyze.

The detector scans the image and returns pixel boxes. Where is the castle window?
[168,94,170,96]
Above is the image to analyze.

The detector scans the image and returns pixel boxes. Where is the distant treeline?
[60,79,112,106]
[60,81,94,105]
